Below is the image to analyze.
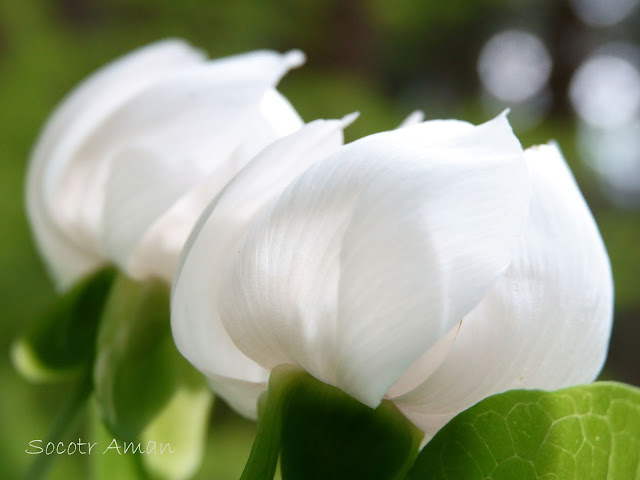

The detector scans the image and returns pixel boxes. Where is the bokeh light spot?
[569,0,639,27]
[570,53,640,129]
[477,30,552,104]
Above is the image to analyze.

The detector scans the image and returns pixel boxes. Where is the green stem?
[239,365,304,480]
[25,373,93,480]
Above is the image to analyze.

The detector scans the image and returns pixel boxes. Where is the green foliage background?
[0,1,638,478]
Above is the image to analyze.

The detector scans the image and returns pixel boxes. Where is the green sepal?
[94,274,213,480]
[407,382,640,480]
[280,374,423,480]
[11,267,116,382]
[240,365,423,480]
[140,384,212,480]
[241,366,302,480]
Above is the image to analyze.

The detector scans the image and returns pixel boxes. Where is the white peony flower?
[26,39,305,290]
[171,113,613,436]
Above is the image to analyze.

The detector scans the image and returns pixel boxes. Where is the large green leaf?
[240,366,423,480]
[94,274,213,480]
[407,382,640,480]
[11,267,116,382]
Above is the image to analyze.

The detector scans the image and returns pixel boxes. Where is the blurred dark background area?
[1,0,639,478]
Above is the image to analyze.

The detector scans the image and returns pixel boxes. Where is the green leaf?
[94,274,213,480]
[240,365,423,480]
[407,382,640,480]
[11,267,116,382]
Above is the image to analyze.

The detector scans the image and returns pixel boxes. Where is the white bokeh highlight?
[570,52,640,129]
[478,30,552,103]
[578,122,640,206]
[569,0,639,27]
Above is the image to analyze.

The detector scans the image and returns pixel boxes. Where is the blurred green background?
[1,0,639,478]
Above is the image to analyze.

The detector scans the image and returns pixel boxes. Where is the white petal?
[219,113,528,408]
[398,110,425,128]
[100,147,201,281]
[99,52,304,277]
[259,89,306,137]
[385,321,461,399]
[207,374,268,420]
[392,144,613,436]
[171,117,351,417]
[26,39,205,289]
